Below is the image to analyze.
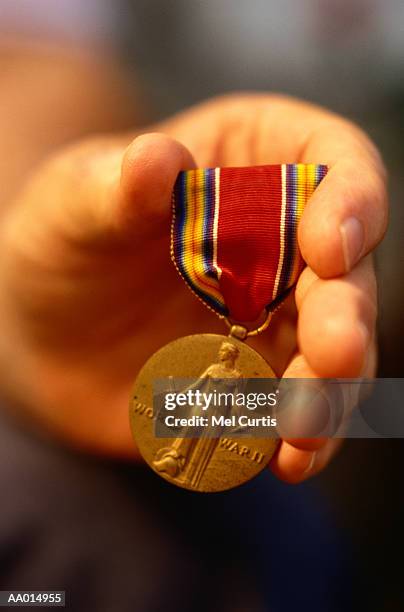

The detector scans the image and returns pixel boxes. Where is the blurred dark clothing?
[0,409,353,612]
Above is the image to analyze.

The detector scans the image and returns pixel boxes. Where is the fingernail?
[340,217,364,272]
[303,452,316,475]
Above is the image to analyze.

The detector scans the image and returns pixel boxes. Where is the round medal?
[129,163,327,493]
[130,333,278,493]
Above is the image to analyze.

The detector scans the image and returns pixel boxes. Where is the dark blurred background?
[1,1,403,610]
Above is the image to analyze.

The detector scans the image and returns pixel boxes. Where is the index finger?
[299,120,388,277]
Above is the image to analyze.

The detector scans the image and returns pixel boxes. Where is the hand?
[0,94,387,483]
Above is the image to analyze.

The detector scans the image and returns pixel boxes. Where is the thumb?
[114,132,196,241]
[8,132,195,249]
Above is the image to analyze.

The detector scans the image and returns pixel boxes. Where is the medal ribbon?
[172,164,327,322]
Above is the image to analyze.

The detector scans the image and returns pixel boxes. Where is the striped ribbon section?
[172,164,327,322]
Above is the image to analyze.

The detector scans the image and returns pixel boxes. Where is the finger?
[278,352,330,453]
[270,441,316,484]
[270,438,342,484]
[44,132,195,246]
[294,265,319,310]
[297,256,377,377]
[271,351,345,483]
[299,121,388,277]
[302,438,343,480]
[116,133,195,239]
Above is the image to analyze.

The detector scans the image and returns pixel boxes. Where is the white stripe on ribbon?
[272,164,287,300]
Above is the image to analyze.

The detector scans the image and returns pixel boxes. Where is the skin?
[0,48,387,484]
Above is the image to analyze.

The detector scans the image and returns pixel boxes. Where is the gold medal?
[130,331,278,493]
